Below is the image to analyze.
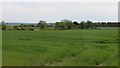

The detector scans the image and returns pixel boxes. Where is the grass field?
[2,29,118,66]
[0,30,2,67]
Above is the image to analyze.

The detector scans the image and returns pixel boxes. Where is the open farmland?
[2,29,118,66]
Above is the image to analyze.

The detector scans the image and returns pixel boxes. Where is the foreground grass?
[0,30,2,67]
[2,29,118,66]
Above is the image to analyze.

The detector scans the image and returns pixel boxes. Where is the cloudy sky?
[0,0,119,2]
[1,1,118,23]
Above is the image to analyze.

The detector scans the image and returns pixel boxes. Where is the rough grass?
[2,29,118,66]
[0,30,2,67]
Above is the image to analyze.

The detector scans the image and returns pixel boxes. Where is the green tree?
[55,19,73,30]
[61,19,73,29]
[1,20,6,30]
[86,20,93,29]
[73,21,79,29]
[55,22,66,30]
[73,21,79,25]
[38,20,47,29]
[101,22,107,27]
[80,21,86,29]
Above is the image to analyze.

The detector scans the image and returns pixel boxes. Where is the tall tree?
[1,20,6,30]
[55,19,73,30]
[86,20,93,29]
[61,19,73,29]
[73,21,79,25]
[38,20,47,29]
[80,21,85,29]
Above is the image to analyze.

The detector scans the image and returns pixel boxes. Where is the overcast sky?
[1,2,118,23]
[0,0,119,2]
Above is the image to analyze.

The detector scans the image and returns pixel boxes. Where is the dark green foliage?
[13,26,21,30]
[9,20,119,31]
[80,21,86,29]
[1,21,6,30]
[73,21,79,25]
[55,20,97,30]
[38,20,47,29]
[55,19,73,30]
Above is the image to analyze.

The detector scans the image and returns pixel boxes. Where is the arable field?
[2,29,118,66]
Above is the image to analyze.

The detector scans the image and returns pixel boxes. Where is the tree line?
[1,19,119,30]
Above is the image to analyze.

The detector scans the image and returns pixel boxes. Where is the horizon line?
[4,21,118,23]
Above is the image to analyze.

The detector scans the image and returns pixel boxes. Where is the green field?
[2,29,118,66]
[0,30,2,67]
